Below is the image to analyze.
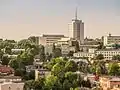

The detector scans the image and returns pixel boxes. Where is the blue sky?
[0,0,120,40]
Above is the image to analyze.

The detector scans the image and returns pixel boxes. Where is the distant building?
[73,48,96,60]
[57,37,71,45]
[84,37,102,45]
[73,52,95,60]
[39,34,65,46]
[68,8,84,44]
[96,49,120,60]
[79,44,99,52]
[103,34,120,46]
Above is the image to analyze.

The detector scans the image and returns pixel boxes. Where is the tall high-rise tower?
[68,8,84,44]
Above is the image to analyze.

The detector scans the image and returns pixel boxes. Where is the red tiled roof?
[0,66,14,74]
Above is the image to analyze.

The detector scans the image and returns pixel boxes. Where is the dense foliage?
[24,58,91,90]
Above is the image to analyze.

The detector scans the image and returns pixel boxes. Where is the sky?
[0,0,120,40]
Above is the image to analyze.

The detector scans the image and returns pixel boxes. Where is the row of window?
[74,53,93,57]
[97,51,120,54]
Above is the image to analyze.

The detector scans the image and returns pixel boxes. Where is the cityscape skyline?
[0,0,120,40]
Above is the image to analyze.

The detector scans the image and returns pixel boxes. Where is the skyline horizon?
[0,0,120,40]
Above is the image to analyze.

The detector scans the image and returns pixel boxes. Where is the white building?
[96,49,120,60]
[57,37,71,45]
[74,52,95,60]
[68,8,84,44]
[39,34,65,46]
[103,34,120,46]
[73,48,96,60]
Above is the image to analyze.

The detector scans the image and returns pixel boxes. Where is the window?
[9,87,11,90]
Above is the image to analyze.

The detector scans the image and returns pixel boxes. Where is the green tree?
[0,49,3,61]
[9,58,19,70]
[47,58,64,70]
[96,54,104,60]
[114,43,120,49]
[5,46,12,54]
[19,52,34,65]
[51,63,65,78]
[33,77,45,90]
[23,80,35,90]
[63,79,72,90]
[17,39,31,49]
[75,41,80,52]
[112,55,120,61]
[1,55,10,65]
[65,72,78,88]
[108,62,120,76]
[45,75,61,90]
[39,45,45,62]
[28,36,38,44]
[68,51,74,57]
[65,60,78,72]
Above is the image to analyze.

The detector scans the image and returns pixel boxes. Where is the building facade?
[0,76,24,90]
[103,34,120,46]
[73,48,96,60]
[96,49,120,60]
[99,76,120,90]
[74,48,120,60]
[39,34,65,46]
[73,52,95,60]
[68,9,84,44]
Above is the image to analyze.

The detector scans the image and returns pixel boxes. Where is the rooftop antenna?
[75,7,78,20]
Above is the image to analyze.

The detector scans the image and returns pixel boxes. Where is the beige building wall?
[0,83,24,90]
[39,34,65,46]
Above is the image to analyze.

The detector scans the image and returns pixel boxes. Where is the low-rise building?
[99,76,120,90]
[57,37,71,45]
[103,34,120,46]
[79,44,98,52]
[73,52,95,60]
[39,34,65,45]
[0,76,24,90]
[0,82,24,90]
[73,48,96,60]
[96,49,120,60]
[74,48,120,60]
